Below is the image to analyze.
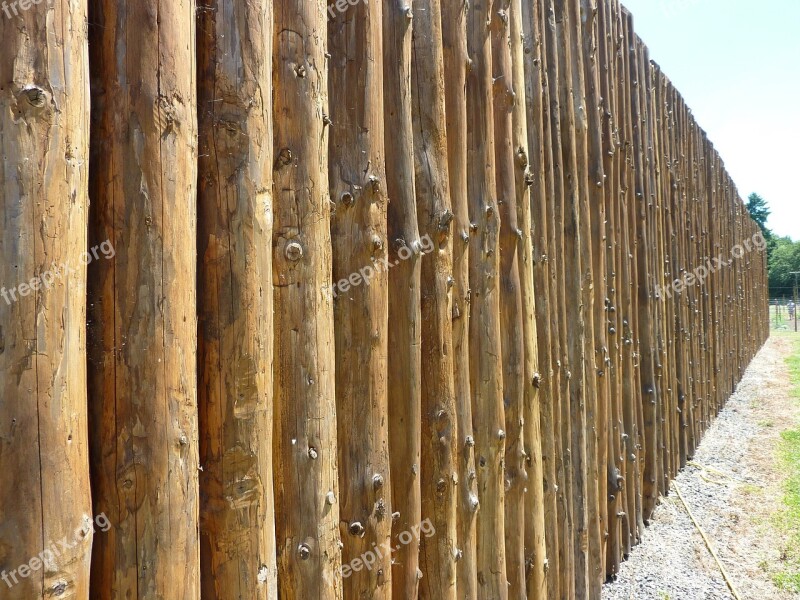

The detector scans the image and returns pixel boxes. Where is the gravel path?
[603,334,800,600]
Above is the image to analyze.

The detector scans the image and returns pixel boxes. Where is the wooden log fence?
[0,0,769,598]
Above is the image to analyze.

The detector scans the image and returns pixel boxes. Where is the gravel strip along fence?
[603,335,800,600]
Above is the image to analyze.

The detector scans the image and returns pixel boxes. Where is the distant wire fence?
[770,298,798,331]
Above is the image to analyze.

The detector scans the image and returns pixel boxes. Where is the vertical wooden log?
[510,0,548,596]
[553,0,593,594]
[328,0,392,597]
[411,0,459,596]
[491,2,527,597]
[521,1,561,595]
[196,1,277,597]
[542,0,576,594]
[643,56,668,502]
[441,1,480,596]
[579,0,610,589]
[620,7,645,545]
[87,0,200,596]
[679,95,695,463]
[0,1,92,597]
[383,0,423,597]
[466,0,508,597]
[627,31,659,523]
[272,0,341,595]
[684,116,700,456]
[597,0,623,577]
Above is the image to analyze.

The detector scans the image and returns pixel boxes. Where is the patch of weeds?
[772,336,800,592]
[759,419,775,428]
[739,482,762,496]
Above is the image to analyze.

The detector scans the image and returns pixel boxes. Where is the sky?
[621,0,800,240]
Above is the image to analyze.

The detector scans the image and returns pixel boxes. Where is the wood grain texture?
[466,1,508,597]
[197,0,277,596]
[272,0,341,596]
[509,0,547,597]
[491,1,529,597]
[87,0,200,596]
[383,0,423,597]
[0,1,92,597]
[441,2,480,596]
[411,0,459,597]
[328,0,392,596]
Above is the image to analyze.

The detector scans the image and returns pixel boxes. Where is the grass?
[772,334,800,591]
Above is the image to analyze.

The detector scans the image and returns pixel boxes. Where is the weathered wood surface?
[466,0,508,596]
[197,0,277,596]
[442,1,480,597]
[411,0,459,597]
[383,0,423,597]
[87,0,200,596]
[328,0,392,597]
[0,1,92,598]
[0,1,770,599]
[272,0,341,597]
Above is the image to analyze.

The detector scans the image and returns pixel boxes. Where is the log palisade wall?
[0,0,769,598]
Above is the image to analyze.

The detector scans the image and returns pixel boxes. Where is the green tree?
[747,192,771,233]
[747,192,776,260]
[769,236,800,299]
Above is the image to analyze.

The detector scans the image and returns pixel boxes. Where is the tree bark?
[0,2,92,597]
[87,0,200,596]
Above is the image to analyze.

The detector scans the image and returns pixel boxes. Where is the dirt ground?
[603,334,800,600]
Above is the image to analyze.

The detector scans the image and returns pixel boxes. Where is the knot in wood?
[23,86,47,108]
[348,521,365,537]
[276,147,293,167]
[439,209,454,232]
[285,241,303,261]
[297,544,311,560]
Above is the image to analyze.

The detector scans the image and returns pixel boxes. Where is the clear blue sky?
[621,0,800,240]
